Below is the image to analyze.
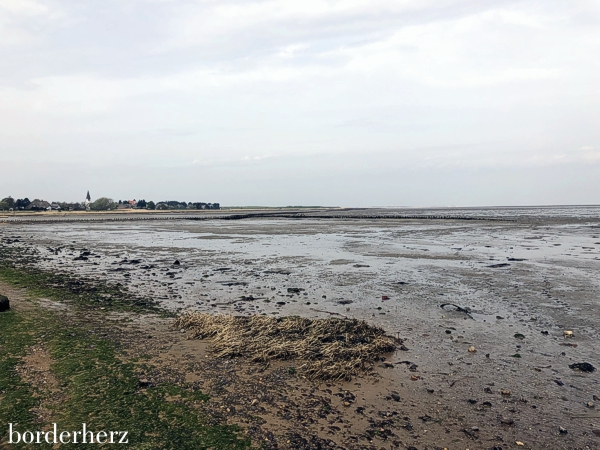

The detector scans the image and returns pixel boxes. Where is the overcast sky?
[1,0,599,206]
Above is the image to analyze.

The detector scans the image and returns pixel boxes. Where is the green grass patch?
[0,310,40,437]
[0,264,167,316]
[0,305,250,449]
[48,323,249,449]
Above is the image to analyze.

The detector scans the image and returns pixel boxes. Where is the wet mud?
[1,206,600,448]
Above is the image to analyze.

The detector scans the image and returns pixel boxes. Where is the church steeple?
[86,191,91,201]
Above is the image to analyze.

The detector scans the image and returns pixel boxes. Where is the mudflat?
[1,206,599,449]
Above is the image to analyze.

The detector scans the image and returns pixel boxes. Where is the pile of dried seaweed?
[174,313,399,380]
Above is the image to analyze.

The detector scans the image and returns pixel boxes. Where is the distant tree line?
[1,195,219,211]
[154,201,220,210]
[1,197,35,210]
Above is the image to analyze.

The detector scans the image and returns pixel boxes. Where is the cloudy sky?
[1,0,599,206]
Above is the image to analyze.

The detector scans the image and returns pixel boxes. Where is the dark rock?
[390,392,401,402]
[468,399,478,404]
[287,288,304,294]
[173,260,181,265]
[559,427,568,434]
[569,362,596,372]
[0,295,9,312]
[264,268,291,275]
[487,263,510,268]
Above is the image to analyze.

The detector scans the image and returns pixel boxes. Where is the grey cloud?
[0,0,599,205]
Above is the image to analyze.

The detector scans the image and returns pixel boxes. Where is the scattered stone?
[514,333,525,340]
[468,399,478,404]
[587,402,595,408]
[0,295,9,312]
[501,390,511,396]
[516,441,525,446]
[563,330,573,338]
[569,362,596,372]
[468,346,476,353]
[500,418,514,425]
[390,392,401,402]
[559,427,568,434]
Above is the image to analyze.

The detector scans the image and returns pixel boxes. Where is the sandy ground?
[2,207,600,449]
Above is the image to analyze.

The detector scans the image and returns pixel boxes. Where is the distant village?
[0,192,220,212]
